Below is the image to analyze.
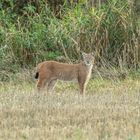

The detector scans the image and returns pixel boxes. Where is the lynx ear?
[80,51,86,57]
[91,52,94,56]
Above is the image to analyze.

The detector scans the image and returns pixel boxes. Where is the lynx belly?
[57,72,77,82]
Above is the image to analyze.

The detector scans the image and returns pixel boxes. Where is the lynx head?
[81,51,95,66]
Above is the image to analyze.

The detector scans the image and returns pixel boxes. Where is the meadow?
[0,0,140,139]
[0,76,140,140]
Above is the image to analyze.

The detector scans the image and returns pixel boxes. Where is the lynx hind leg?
[36,72,48,93]
[36,78,47,93]
[47,80,57,93]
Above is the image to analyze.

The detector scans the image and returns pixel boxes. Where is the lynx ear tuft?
[91,52,94,56]
[80,51,86,57]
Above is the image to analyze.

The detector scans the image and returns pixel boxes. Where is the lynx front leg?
[78,81,86,95]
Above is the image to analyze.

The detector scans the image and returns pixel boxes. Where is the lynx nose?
[86,61,91,66]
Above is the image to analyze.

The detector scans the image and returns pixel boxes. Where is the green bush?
[0,0,139,80]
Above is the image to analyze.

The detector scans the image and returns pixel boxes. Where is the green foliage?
[0,0,139,80]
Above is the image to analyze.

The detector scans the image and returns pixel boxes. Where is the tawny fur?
[35,52,94,95]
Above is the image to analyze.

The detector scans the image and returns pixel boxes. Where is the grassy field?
[0,78,140,140]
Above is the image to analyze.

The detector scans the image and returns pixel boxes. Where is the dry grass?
[0,78,140,140]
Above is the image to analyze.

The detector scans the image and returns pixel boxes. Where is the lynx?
[35,52,94,95]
